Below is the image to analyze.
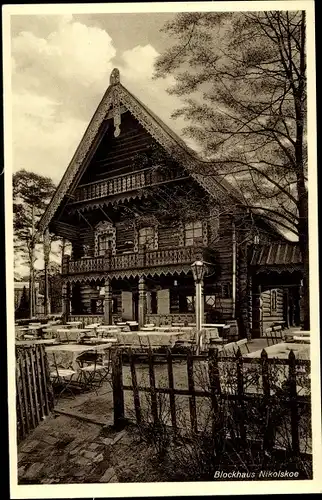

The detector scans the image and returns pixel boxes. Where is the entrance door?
[122,291,133,320]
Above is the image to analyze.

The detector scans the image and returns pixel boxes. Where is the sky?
[10,11,201,275]
[11,12,198,185]
[10,8,301,276]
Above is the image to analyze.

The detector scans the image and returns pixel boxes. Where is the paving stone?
[24,462,44,480]
[73,456,91,466]
[69,447,81,456]
[99,467,117,483]
[93,453,104,463]
[39,434,59,446]
[18,466,26,477]
[19,440,40,453]
[111,430,127,445]
[88,442,101,451]
[83,450,97,459]
[101,437,114,446]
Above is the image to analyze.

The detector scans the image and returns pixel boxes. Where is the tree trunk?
[298,192,309,329]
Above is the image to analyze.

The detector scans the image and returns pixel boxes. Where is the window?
[98,234,112,256]
[271,290,277,313]
[184,221,203,246]
[186,296,195,313]
[138,226,155,250]
[112,297,118,314]
[151,292,158,314]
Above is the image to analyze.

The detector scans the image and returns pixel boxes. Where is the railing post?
[104,248,112,271]
[104,277,113,325]
[61,255,70,275]
[138,276,147,328]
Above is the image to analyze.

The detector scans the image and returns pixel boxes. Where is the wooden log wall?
[79,112,155,185]
[209,214,234,318]
[261,288,284,332]
[79,227,95,256]
[79,284,99,314]
[158,222,180,249]
[115,222,135,253]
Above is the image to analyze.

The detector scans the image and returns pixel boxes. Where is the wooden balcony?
[71,167,187,203]
[63,246,205,276]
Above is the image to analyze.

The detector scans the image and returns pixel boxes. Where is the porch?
[64,273,233,327]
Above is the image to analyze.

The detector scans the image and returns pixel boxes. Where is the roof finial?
[110,68,120,86]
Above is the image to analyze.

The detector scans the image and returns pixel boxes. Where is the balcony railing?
[63,246,205,275]
[72,167,187,203]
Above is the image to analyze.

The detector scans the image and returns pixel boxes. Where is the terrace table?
[66,321,82,328]
[16,339,57,345]
[45,343,113,371]
[28,325,43,331]
[202,324,226,328]
[245,342,310,360]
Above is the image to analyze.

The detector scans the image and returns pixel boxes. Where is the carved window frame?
[94,221,116,256]
[134,216,158,252]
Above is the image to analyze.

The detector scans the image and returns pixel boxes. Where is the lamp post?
[191,260,207,354]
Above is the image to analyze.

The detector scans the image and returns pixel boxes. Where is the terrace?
[16,321,312,484]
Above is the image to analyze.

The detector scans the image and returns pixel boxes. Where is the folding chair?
[76,350,110,395]
[236,338,250,355]
[220,341,238,356]
[265,327,280,346]
[137,334,150,350]
[50,353,78,400]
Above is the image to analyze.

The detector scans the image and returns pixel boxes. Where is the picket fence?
[111,347,311,456]
[16,344,55,443]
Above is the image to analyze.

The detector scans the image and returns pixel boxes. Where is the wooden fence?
[16,344,55,443]
[111,347,311,456]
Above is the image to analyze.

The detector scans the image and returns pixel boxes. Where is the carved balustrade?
[63,246,205,275]
[73,166,185,202]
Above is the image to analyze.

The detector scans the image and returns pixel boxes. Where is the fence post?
[289,350,300,455]
[208,348,221,439]
[187,350,197,434]
[148,349,158,424]
[236,348,247,445]
[128,348,141,425]
[167,348,177,432]
[261,349,274,452]
[111,348,125,429]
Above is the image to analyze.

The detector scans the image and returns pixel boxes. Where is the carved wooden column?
[104,277,113,325]
[62,281,71,322]
[138,276,147,328]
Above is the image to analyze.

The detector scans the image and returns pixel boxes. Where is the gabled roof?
[250,243,302,269]
[38,68,244,234]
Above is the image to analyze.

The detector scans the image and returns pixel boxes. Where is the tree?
[13,170,57,318]
[154,11,309,328]
[15,285,30,319]
[36,261,62,315]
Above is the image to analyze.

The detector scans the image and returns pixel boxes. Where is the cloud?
[11,15,197,187]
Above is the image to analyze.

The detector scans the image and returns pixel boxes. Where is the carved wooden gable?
[38,67,242,235]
